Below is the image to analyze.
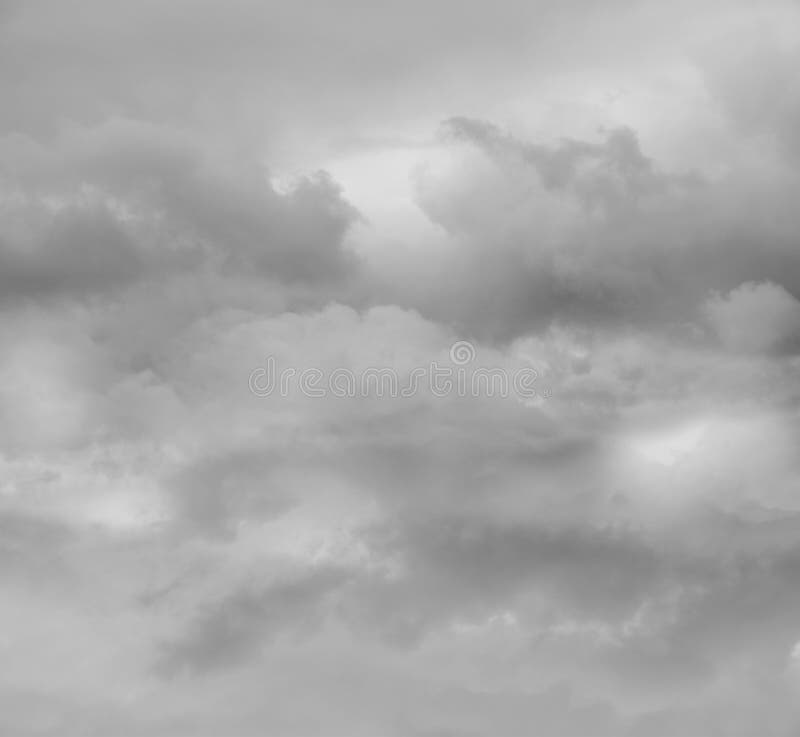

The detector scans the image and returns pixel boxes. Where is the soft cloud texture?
[1,1,800,735]
[704,281,800,354]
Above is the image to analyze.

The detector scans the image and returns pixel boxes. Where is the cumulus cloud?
[704,281,800,354]
[391,115,800,341]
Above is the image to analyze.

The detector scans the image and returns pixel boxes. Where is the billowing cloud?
[0,119,361,306]
[1,0,800,735]
[704,280,800,354]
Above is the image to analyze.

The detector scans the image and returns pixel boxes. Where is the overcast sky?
[2,1,800,735]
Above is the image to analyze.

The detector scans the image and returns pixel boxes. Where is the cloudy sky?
[2,1,800,734]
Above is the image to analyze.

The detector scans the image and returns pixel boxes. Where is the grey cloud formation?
[167,449,297,540]
[443,117,689,205]
[704,281,800,355]
[0,204,146,299]
[0,119,361,304]
[155,567,350,678]
[395,117,800,340]
[2,1,800,736]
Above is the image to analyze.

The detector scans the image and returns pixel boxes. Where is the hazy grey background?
[2,1,800,734]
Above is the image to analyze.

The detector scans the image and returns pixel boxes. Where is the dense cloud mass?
[1,1,800,735]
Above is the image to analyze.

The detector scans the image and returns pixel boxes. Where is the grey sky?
[1,1,800,735]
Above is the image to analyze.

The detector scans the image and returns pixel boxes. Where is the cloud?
[701,24,800,161]
[167,449,296,540]
[374,111,800,341]
[704,281,800,354]
[0,119,362,308]
[155,567,349,676]
[0,205,147,300]
[443,117,692,209]
[1,0,800,734]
